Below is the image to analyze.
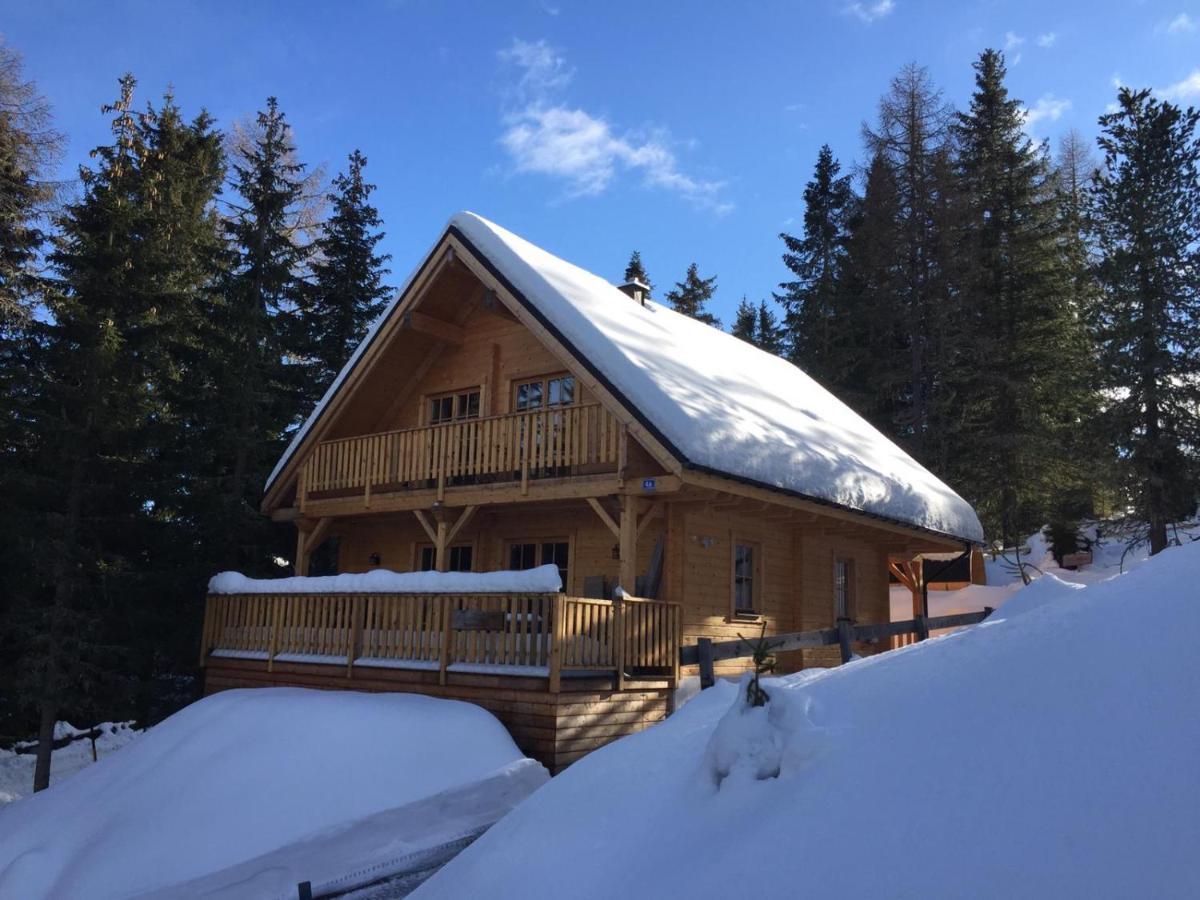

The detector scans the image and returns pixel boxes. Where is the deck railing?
[200,591,680,690]
[300,403,624,503]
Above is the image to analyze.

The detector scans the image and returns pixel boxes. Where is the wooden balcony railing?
[200,591,681,690]
[300,403,624,504]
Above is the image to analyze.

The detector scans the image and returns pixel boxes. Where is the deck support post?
[294,526,309,577]
[618,495,639,595]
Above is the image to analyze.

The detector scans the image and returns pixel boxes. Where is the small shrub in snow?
[739,623,778,708]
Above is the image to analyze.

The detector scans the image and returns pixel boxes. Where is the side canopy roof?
[268,211,984,545]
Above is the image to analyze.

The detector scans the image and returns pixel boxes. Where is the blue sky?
[5,0,1200,323]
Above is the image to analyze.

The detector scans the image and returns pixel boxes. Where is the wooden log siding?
[200,591,680,687]
[301,403,622,498]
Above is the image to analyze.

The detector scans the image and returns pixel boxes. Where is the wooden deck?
[200,590,681,770]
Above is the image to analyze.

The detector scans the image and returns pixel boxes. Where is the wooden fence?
[681,609,995,689]
[201,591,680,691]
[301,402,623,503]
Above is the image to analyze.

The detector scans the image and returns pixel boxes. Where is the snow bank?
[419,542,1200,899]
[0,689,548,898]
[0,722,140,806]
[208,563,562,594]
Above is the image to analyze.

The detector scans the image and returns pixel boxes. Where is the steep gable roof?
[267,212,984,544]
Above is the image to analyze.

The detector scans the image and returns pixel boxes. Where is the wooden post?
[549,593,565,693]
[434,512,449,572]
[438,595,453,685]
[267,596,282,673]
[613,593,625,691]
[914,613,929,642]
[294,526,309,578]
[697,637,715,689]
[837,617,853,664]
[618,495,638,594]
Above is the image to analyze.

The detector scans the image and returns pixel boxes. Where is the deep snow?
[0,689,548,899]
[0,721,141,806]
[268,212,982,544]
[419,541,1200,899]
[209,563,562,595]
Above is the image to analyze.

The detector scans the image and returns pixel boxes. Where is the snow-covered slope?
[418,542,1200,900]
[0,722,141,806]
[0,689,548,899]
[268,212,982,543]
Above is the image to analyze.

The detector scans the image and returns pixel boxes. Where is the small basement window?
[732,541,759,618]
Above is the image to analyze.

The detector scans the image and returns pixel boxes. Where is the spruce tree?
[731,297,757,342]
[755,300,785,355]
[303,149,391,396]
[950,49,1094,546]
[778,144,853,381]
[665,262,720,327]
[623,250,652,295]
[862,63,957,460]
[20,76,149,789]
[185,96,313,577]
[1092,87,1200,554]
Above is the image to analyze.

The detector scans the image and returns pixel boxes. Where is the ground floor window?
[507,539,570,591]
[417,543,474,572]
[732,540,759,617]
[834,557,855,619]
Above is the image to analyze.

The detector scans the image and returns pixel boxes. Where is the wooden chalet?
[199,212,984,771]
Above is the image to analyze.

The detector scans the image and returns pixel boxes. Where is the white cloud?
[1167,13,1197,34]
[1158,69,1200,101]
[1036,32,1058,48]
[1005,31,1025,50]
[844,0,895,24]
[496,39,732,214]
[1020,94,1072,132]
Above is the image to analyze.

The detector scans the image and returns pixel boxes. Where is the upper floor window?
[429,388,480,425]
[732,541,758,617]
[514,374,575,411]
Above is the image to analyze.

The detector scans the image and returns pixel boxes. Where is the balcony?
[200,590,681,690]
[299,403,625,507]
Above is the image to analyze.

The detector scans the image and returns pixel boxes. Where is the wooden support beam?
[445,505,478,545]
[637,501,664,540]
[402,310,465,345]
[294,527,309,577]
[586,497,621,538]
[412,509,437,543]
[618,494,638,593]
[435,516,449,572]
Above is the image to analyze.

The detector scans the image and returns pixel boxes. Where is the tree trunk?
[32,700,57,792]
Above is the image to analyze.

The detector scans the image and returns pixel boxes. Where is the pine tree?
[836,151,905,426]
[778,144,854,381]
[184,97,313,578]
[731,296,757,342]
[755,300,785,355]
[0,40,61,326]
[862,63,957,460]
[303,149,391,396]
[19,76,150,790]
[665,262,720,327]
[1092,87,1200,554]
[949,49,1094,546]
[623,250,652,295]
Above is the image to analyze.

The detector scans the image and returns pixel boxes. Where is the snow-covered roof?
[268,211,983,544]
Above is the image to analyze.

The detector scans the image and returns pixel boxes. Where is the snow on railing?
[207,564,562,595]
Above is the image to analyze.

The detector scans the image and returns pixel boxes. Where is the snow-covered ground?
[0,721,141,806]
[0,689,548,899]
[419,541,1200,899]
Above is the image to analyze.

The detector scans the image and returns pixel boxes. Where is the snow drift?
[418,542,1200,899]
[208,562,562,594]
[0,689,548,898]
